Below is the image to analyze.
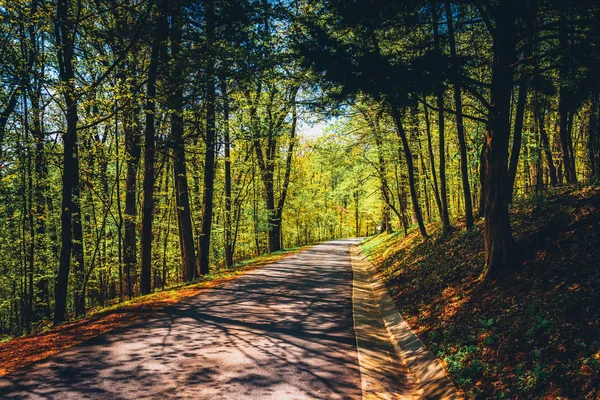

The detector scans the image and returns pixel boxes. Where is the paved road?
[0,239,365,399]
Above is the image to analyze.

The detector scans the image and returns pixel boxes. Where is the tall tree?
[558,9,578,184]
[170,0,197,281]
[54,0,85,323]
[507,1,535,201]
[479,0,520,279]
[222,76,234,267]
[445,2,473,228]
[198,0,216,275]
[253,87,299,252]
[140,0,167,294]
[432,4,451,231]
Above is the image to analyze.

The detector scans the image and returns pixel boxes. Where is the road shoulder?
[351,245,461,399]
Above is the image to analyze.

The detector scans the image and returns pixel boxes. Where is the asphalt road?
[0,239,365,399]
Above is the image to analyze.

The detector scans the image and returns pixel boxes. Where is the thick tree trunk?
[140,0,167,295]
[268,212,282,252]
[390,104,428,239]
[198,0,216,275]
[54,0,84,324]
[482,1,518,280]
[170,0,197,281]
[445,2,473,228]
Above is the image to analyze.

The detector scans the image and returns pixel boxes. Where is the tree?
[445,2,473,227]
[198,0,217,275]
[54,0,85,323]
[169,0,197,281]
[140,0,168,295]
[479,0,520,279]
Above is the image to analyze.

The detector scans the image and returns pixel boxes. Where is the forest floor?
[0,246,309,377]
[361,185,600,399]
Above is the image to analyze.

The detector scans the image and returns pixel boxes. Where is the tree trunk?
[253,89,298,253]
[423,99,442,220]
[558,13,577,184]
[198,0,216,275]
[482,1,519,280]
[140,0,167,295]
[222,77,234,268]
[354,190,360,237]
[32,64,50,319]
[123,94,140,298]
[507,3,534,202]
[170,0,197,281]
[477,140,487,217]
[445,2,473,228]
[589,94,600,182]
[507,78,529,201]
[390,104,428,239]
[54,0,84,324]
[535,95,558,186]
[432,5,451,231]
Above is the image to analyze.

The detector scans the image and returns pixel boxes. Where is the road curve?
[0,239,365,399]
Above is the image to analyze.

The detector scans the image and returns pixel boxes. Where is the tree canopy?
[1,0,599,338]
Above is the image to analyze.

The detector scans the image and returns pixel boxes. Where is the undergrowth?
[362,185,600,399]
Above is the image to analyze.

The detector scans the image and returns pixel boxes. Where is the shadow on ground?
[0,240,363,400]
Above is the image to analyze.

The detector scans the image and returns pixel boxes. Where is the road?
[0,239,370,399]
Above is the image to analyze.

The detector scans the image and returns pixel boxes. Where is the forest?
[1,0,599,385]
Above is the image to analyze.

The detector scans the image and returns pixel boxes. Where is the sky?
[297,120,327,138]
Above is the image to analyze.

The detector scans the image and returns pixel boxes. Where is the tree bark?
[507,78,529,201]
[170,0,197,281]
[558,12,577,184]
[54,0,85,324]
[198,0,216,275]
[534,95,558,186]
[423,100,442,220]
[508,2,536,201]
[432,5,451,231]
[445,2,473,228]
[140,0,167,295]
[253,87,298,253]
[390,104,428,239]
[222,76,234,268]
[123,92,140,298]
[589,94,600,182]
[481,1,519,280]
